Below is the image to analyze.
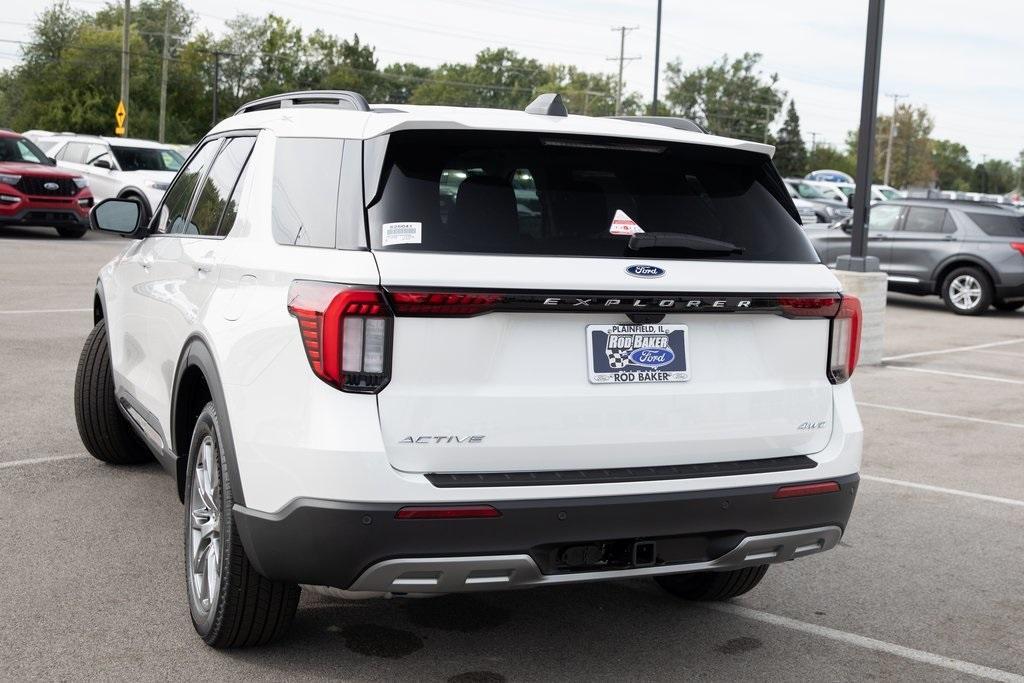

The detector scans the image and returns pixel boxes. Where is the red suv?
[0,130,94,238]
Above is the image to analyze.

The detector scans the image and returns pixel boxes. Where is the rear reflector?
[395,505,501,519]
[827,295,861,384]
[1011,242,1024,257]
[287,282,391,393]
[773,481,841,499]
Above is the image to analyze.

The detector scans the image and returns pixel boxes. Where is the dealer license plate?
[586,324,690,384]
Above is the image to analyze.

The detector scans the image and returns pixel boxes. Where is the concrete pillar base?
[833,270,888,366]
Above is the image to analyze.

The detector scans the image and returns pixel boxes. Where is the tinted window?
[154,140,221,234]
[369,131,817,262]
[967,212,1024,237]
[868,204,902,232]
[902,207,946,233]
[0,137,47,164]
[272,138,343,248]
[218,154,254,237]
[85,144,110,165]
[185,137,255,237]
[942,212,958,234]
[110,145,185,172]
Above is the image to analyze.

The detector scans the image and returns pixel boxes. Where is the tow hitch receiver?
[632,540,657,567]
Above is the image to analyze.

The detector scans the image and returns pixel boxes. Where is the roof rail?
[234,90,371,116]
[609,116,707,134]
[525,93,568,117]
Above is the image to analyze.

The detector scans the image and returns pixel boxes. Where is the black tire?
[185,402,300,648]
[993,299,1024,312]
[940,266,993,315]
[56,226,87,238]
[74,320,151,464]
[654,565,769,601]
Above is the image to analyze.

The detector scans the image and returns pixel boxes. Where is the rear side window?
[272,138,343,248]
[967,212,1024,237]
[367,131,818,262]
[186,137,255,236]
[154,140,221,234]
[901,207,947,233]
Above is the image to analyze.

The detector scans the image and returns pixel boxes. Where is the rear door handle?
[195,259,215,273]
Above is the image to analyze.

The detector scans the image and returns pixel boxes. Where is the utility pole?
[211,51,223,125]
[607,26,639,116]
[882,92,906,186]
[809,131,820,152]
[158,4,171,143]
[651,0,662,115]
[762,104,772,144]
[119,0,131,137]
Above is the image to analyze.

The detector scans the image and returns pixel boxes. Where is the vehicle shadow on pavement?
[219,581,734,680]
[0,226,116,241]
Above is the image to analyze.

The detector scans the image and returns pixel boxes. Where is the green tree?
[411,48,545,109]
[849,103,934,187]
[931,139,972,191]
[661,52,784,141]
[773,100,807,177]
[972,159,1016,194]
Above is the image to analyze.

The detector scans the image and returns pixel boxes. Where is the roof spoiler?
[608,116,707,134]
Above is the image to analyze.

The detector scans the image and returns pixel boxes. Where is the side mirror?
[92,159,112,170]
[839,220,853,234]
[46,156,57,166]
[90,198,142,237]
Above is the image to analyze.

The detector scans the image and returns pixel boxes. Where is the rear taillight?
[287,281,391,393]
[779,295,841,318]
[1010,242,1024,257]
[827,295,861,384]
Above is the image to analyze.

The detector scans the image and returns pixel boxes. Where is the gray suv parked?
[804,199,1024,315]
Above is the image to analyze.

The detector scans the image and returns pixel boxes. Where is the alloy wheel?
[188,435,222,616]
[949,274,982,311]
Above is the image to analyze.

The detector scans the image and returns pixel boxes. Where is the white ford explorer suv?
[75,91,863,648]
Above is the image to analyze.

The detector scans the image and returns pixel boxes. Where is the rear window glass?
[967,212,1024,237]
[368,131,818,262]
[272,138,343,248]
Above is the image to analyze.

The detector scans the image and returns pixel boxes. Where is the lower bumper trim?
[348,526,842,593]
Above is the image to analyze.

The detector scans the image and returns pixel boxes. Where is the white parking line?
[885,365,1024,385]
[883,338,1024,362]
[861,474,1024,508]
[0,454,89,470]
[858,402,1024,430]
[0,308,91,315]
[708,603,1024,682]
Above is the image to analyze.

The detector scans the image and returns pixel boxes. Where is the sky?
[2,0,1021,163]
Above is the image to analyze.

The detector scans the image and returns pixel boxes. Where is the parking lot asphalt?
[2,227,1022,681]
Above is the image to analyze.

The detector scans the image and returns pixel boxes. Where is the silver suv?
[805,199,1024,315]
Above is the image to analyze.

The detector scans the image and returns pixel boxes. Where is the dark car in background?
[0,130,94,238]
[804,199,1024,315]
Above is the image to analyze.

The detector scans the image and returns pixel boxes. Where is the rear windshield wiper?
[628,232,745,255]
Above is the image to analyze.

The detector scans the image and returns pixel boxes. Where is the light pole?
[651,0,662,115]
[839,0,885,273]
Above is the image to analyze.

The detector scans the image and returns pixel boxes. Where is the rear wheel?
[74,320,151,464]
[56,226,87,238]
[655,565,769,601]
[940,267,992,315]
[185,402,300,648]
[993,299,1024,312]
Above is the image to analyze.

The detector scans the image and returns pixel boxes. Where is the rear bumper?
[233,473,858,592]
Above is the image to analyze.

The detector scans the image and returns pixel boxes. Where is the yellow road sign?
[115,100,126,131]
[114,126,125,136]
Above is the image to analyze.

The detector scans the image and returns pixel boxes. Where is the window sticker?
[382,221,422,246]
[609,209,643,236]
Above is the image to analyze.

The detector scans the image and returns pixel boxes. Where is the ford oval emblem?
[43,181,60,191]
[625,264,665,278]
[627,347,675,368]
